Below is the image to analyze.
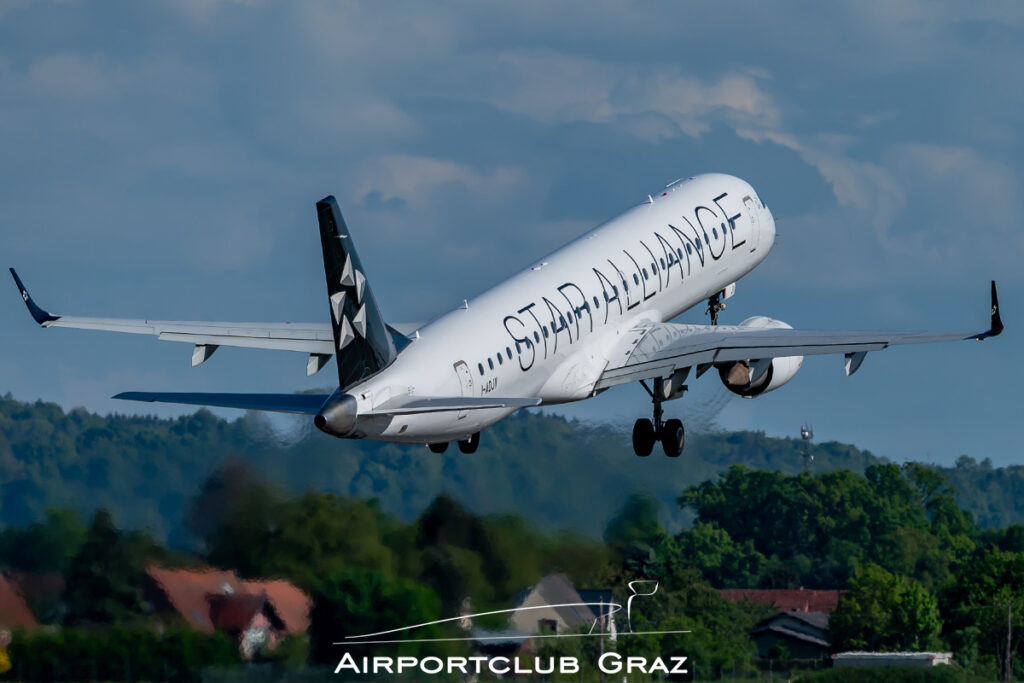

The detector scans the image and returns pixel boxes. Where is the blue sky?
[1,1,1021,465]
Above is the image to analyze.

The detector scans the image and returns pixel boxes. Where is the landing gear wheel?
[458,432,480,454]
[427,442,449,454]
[661,419,685,458]
[632,418,655,457]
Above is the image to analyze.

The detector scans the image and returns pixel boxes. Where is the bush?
[4,627,238,681]
[796,665,988,683]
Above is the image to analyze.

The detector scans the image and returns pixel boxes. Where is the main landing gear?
[427,432,480,455]
[706,292,726,326]
[633,376,687,458]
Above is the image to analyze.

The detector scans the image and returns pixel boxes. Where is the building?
[833,652,954,668]
[717,588,843,613]
[0,574,37,631]
[749,611,830,659]
[510,573,609,636]
[144,566,311,658]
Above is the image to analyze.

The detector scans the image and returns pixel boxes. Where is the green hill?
[0,393,1017,545]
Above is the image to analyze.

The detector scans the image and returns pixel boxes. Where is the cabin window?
[488,358,494,370]
[642,269,648,280]
[551,322,557,333]
[515,341,521,353]
[543,327,549,338]
[534,331,540,342]
[593,296,600,308]
[497,354,503,365]
[677,248,683,259]
[478,363,484,375]
[712,228,718,239]
[506,347,512,359]
[704,234,709,245]
[659,258,666,269]
[686,244,692,255]
[633,274,639,285]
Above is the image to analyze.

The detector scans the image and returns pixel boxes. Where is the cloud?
[485,50,780,142]
[353,155,526,210]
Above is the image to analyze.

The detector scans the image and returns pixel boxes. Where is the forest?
[1,393,1022,545]
[2,394,1024,680]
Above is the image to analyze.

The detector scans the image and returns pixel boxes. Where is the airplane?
[10,173,1003,457]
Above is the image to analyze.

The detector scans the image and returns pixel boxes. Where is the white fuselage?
[348,173,776,442]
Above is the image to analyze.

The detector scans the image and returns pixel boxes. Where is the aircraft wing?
[9,268,419,374]
[113,391,539,416]
[114,391,332,414]
[596,281,1004,390]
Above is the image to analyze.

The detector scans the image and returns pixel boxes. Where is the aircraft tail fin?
[316,196,397,390]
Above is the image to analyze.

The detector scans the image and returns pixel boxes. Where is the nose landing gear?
[633,376,686,457]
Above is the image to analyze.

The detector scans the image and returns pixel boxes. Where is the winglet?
[971,280,1003,340]
[990,280,1004,337]
[9,268,60,325]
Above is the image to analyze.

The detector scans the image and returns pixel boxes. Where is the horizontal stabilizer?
[113,392,331,415]
[363,395,541,416]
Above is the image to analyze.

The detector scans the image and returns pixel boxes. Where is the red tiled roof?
[0,574,38,630]
[209,593,267,633]
[146,566,248,633]
[718,588,843,613]
[145,566,311,636]
[244,579,312,635]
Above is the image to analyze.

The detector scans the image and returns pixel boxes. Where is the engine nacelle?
[717,316,804,398]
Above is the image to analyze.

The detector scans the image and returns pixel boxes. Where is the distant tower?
[800,422,814,467]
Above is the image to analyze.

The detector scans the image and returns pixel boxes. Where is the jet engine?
[716,316,803,398]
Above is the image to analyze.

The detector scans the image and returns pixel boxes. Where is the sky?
[1,1,1022,466]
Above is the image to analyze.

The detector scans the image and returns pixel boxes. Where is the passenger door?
[743,196,760,252]
[453,361,473,419]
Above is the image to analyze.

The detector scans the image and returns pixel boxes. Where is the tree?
[63,509,153,625]
[0,508,86,573]
[308,567,448,663]
[675,521,765,588]
[829,563,940,652]
[942,549,1024,679]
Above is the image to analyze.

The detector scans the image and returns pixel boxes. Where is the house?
[833,652,954,668]
[510,574,606,636]
[0,574,37,630]
[144,566,311,658]
[5,572,63,625]
[749,611,830,660]
[717,588,843,613]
